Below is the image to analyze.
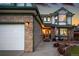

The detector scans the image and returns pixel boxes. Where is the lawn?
[68,46,79,56]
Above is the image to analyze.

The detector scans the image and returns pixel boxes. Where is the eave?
[0,6,43,26]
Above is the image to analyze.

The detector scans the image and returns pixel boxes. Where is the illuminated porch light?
[42,29,46,34]
[42,28,51,35]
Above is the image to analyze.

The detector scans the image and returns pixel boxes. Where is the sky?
[36,3,79,26]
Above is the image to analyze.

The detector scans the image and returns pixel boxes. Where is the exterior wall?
[33,18,42,50]
[0,15,33,52]
[24,16,33,52]
[68,28,74,40]
[51,28,55,40]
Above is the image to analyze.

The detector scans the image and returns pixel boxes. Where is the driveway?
[22,42,60,56]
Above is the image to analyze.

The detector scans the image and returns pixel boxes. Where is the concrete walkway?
[22,42,60,56]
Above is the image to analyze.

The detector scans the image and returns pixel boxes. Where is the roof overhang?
[0,7,43,26]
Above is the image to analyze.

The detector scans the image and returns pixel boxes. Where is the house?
[0,3,77,56]
[0,3,42,54]
[41,7,75,41]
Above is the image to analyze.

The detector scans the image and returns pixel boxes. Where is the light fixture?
[25,22,30,26]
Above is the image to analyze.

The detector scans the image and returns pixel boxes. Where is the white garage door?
[0,24,24,50]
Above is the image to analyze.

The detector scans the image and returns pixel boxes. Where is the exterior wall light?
[25,22,30,27]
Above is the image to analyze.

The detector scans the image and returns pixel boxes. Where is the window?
[0,3,14,6]
[44,17,47,21]
[60,28,68,36]
[67,17,72,25]
[52,16,55,24]
[43,17,51,23]
[48,17,51,21]
[17,3,25,6]
[58,14,66,25]
[59,15,66,22]
[26,3,32,6]
[59,22,66,25]
[58,10,67,25]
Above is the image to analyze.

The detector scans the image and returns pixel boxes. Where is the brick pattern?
[24,17,33,52]
[0,15,33,52]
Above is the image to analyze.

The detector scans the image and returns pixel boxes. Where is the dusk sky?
[36,3,79,26]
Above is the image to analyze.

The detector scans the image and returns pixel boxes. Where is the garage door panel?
[0,24,24,50]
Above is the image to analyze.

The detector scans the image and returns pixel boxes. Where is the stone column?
[24,16,33,52]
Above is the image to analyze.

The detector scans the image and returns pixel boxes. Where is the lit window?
[55,16,58,19]
[60,28,67,36]
[48,17,50,21]
[59,15,66,22]
[44,17,46,21]
[58,14,66,25]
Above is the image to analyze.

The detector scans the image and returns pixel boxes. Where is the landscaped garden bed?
[53,40,79,56]
[54,40,79,56]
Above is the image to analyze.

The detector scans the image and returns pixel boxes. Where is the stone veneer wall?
[51,28,55,40]
[33,18,42,50]
[68,28,74,40]
[0,15,33,52]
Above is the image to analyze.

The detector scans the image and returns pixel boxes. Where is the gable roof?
[50,7,74,16]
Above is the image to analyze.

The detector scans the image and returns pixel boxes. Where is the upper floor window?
[67,17,72,25]
[0,3,14,6]
[17,3,25,6]
[43,17,51,23]
[26,3,32,6]
[44,17,47,21]
[59,15,66,22]
[52,16,55,24]
[58,10,67,25]
[48,17,51,21]
[16,3,32,7]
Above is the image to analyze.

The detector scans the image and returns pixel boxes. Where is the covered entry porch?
[51,25,74,41]
[42,25,74,42]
